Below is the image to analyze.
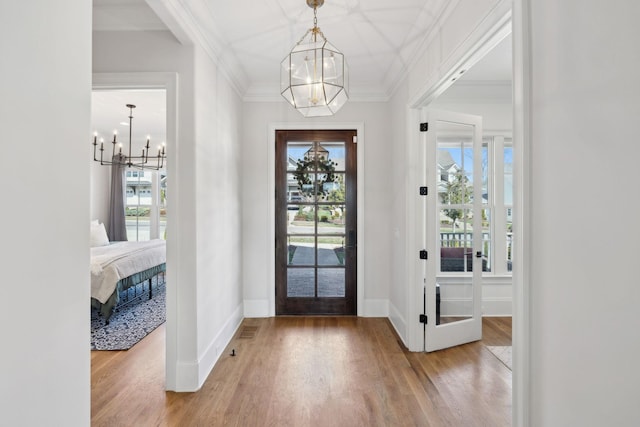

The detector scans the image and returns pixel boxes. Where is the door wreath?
[293,154,337,196]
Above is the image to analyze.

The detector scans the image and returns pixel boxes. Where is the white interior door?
[421,109,483,352]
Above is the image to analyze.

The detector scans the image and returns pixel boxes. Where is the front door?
[421,110,483,351]
[275,130,357,315]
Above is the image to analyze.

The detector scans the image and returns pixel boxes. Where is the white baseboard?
[173,301,244,392]
[388,301,407,346]
[242,298,393,318]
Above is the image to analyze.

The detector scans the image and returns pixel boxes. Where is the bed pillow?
[90,222,110,247]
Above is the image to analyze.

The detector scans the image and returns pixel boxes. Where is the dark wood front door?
[275,130,357,315]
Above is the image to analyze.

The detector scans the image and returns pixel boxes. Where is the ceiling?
[91,89,166,150]
[93,0,480,100]
[91,0,512,138]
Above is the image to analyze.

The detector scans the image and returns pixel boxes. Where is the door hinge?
[419,250,428,260]
[420,122,428,132]
[419,314,428,324]
[419,186,428,196]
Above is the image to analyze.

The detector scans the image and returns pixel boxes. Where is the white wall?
[193,47,244,381]
[241,101,392,317]
[93,30,244,391]
[527,1,640,425]
[0,1,91,425]
[388,79,411,339]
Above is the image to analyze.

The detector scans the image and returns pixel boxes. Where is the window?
[125,169,167,241]
[437,135,513,275]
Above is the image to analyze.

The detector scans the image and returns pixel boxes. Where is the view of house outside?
[125,169,167,241]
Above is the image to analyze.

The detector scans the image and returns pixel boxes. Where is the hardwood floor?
[92,317,512,426]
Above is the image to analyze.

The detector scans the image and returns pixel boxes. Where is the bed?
[90,224,166,323]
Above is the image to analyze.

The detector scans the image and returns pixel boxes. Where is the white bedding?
[91,239,166,303]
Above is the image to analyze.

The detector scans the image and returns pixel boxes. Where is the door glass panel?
[323,172,345,203]
[318,236,345,266]
[437,279,473,325]
[318,268,345,297]
[287,268,315,297]
[436,120,475,326]
[288,236,314,266]
[317,204,345,235]
[288,206,315,235]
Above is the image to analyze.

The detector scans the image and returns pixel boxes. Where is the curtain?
[107,155,128,241]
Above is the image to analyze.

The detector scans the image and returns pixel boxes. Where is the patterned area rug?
[487,345,512,370]
[91,284,165,351]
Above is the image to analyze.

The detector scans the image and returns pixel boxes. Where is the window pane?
[440,208,473,272]
[504,146,513,206]
[481,208,491,273]
[160,171,167,240]
[125,169,165,241]
[482,142,489,205]
[506,208,513,272]
[126,214,150,241]
[439,171,472,208]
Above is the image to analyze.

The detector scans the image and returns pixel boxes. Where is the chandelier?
[92,104,165,170]
[281,0,349,117]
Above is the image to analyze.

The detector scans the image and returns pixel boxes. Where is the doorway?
[275,130,357,315]
[91,72,178,389]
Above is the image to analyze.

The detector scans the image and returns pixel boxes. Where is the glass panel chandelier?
[281,0,349,117]
[92,104,166,170]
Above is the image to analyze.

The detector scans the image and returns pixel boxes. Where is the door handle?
[476,251,482,258]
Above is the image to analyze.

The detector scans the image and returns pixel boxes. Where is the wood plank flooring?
[92,317,511,426]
